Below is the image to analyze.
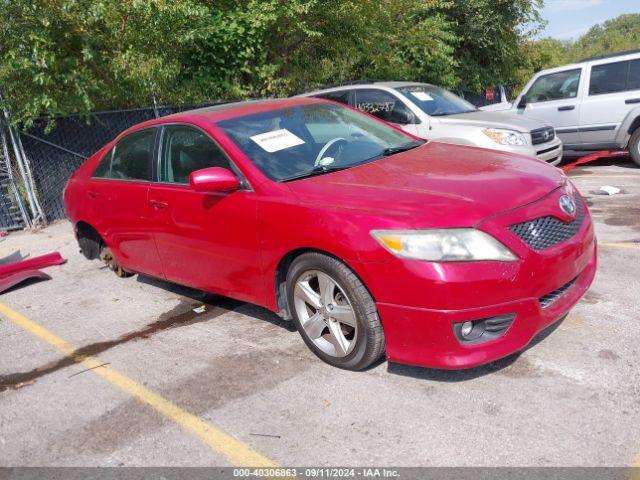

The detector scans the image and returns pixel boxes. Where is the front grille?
[539,276,578,308]
[536,145,560,156]
[531,126,555,145]
[509,196,584,251]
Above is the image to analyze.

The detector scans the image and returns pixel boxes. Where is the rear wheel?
[286,252,385,370]
[99,246,133,278]
[629,128,640,167]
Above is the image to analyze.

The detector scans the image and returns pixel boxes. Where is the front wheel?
[286,252,385,370]
[629,128,640,167]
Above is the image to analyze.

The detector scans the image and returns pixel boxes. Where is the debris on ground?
[561,150,628,173]
[249,433,282,439]
[192,305,207,313]
[0,251,66,294]
[599,185,621,195]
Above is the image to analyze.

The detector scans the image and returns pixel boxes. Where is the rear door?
[147,124,261,301]
[579,58,640,147]
[87,127,164,277]
[517,68,583,147]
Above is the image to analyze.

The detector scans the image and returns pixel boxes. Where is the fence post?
[152,97,160,119]
[16,131,46,223]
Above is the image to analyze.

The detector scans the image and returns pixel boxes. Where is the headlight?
[482,128,528,146]
[371,229,518,262]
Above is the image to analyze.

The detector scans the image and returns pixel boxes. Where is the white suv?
[482,49,640,166]
[301,81,563,165]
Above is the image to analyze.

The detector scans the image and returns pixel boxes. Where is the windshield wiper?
[282,165,350,182]
[382,140,425,156]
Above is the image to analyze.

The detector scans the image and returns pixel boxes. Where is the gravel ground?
[0,157,639,467]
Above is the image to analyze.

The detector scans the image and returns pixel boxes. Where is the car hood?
[286,142,565,228]
[437,110,550,133]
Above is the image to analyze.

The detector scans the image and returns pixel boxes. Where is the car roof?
[300,81,435,96]
[533,49,640,76]
[119,96,327,138]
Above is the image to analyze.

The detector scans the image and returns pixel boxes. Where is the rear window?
[589,60,628,95]
[93,128,155,181]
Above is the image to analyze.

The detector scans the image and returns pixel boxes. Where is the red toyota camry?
[64,97,596,370]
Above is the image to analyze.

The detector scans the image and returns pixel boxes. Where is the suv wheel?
[629,128,640,167]
[286,252,385,370]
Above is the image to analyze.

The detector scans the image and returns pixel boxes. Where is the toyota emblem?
[559,195,576,216]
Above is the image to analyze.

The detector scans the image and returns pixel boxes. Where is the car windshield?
[396,85,477,116]
[216,102,421,182]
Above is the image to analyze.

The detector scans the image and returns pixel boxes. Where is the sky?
[540,0,640,40]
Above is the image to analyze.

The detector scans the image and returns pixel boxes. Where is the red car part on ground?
[0,252,66,293]
[63,97,596,370]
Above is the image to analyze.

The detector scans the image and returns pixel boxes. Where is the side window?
[92,128,155,181]
[354,89,415,124]
[92,148,113,178]
[316,90,351,105]
[525,69,581,103]
[589,60,628,95]
[160,125,233,184]
[628,59,640,91]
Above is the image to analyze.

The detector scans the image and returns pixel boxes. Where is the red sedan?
[64,97,596,370]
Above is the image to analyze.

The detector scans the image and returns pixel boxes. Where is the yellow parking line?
[0,301,278,467]
[599,242,640,250]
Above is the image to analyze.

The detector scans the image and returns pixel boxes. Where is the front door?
[147,124,261,302]
[516,68,584,147]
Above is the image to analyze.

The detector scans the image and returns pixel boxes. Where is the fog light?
[460,321,474,338]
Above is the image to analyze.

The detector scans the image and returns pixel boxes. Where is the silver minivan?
[483,49,640,165]
[302,81,563,165]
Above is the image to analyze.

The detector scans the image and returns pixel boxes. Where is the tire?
[286,252,385,370]
[629,128,640,167]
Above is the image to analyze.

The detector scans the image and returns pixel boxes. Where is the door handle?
[558,105,575,111]
[149,199,168,209]
[87,191,98,199]
[625,98,640,104]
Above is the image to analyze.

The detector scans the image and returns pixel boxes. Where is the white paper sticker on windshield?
[250,129,305,153]
[411,91,433,102]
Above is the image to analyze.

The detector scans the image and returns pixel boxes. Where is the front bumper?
[376,248,595,369]
[354,190,596,369]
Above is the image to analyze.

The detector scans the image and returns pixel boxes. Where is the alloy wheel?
[293,270,358,358]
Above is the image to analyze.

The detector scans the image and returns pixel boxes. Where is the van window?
[93,128,155,181]
[525,69,581,103]
[589,60,628,95]
[628,59,640,91]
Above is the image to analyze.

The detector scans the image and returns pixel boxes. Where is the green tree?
[0,0,544,126]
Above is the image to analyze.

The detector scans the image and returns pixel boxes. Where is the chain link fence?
[0,101,221,229]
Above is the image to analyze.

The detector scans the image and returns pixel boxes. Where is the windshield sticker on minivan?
[411,91,433,102]
[250,129,305,153]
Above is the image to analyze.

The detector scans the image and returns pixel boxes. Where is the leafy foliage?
[0,0,544,126]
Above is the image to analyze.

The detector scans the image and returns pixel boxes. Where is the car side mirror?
[517,96,527,109]
[189,167,239,193]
